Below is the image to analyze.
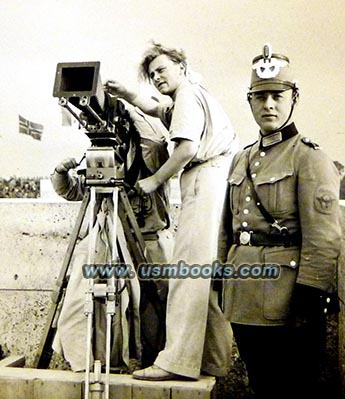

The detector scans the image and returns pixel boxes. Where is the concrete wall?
[0,199,80,367]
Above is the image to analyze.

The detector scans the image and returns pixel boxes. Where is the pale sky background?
[0,0,344,178]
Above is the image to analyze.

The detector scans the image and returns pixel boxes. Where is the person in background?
[51,103,173,371]
[105,42,238,380]
[220,44,342,398]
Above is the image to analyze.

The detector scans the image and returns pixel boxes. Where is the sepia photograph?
[0,1,344,398]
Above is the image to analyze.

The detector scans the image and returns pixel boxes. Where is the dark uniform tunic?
[223,123,341,326]
[221,123,342,398]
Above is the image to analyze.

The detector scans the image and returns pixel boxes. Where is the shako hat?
[249,44,297,93]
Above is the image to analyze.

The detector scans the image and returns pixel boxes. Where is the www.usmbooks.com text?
[82,260,281,280]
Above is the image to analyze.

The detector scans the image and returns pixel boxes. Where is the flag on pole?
[18,115,43,140]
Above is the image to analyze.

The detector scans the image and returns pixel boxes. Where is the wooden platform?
[0,356,216,399]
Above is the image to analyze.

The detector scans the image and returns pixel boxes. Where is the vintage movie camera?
[53,61,132,187]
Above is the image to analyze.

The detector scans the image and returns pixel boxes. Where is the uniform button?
[254,161,260,167]
[243,209,249,215]
[242,221,248,227]
[252,173,257,178]
[245,196,251,202]
[290,260,297,267]
[260,151,266,157]
[270,177,275,182]
[326,297,331,303]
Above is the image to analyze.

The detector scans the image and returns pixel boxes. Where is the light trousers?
[155,156,233,379]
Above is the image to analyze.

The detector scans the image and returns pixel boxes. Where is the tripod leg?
[35,190,90,369]
[84,284,94,399]
[104,187,119,399]
[85,187,97,399]
[118,190,152,264]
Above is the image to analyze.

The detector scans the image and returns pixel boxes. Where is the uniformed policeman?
[221,44,342,398]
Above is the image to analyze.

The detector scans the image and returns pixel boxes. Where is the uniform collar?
[259,123,298,149]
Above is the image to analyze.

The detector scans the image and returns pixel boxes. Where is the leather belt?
[184,153,230,172]
[233,231,301,247]
[184,160,204,171]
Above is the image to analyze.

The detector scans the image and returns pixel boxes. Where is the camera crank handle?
[76,154,86,176]
[77,154,86,167]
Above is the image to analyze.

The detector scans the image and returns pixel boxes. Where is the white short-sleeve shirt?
[159,81,236,162]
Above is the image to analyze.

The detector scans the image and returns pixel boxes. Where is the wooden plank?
[109,382,132,399]
[81,379,133,399]
[0,368,83,399]
[0,367,216,399]
[172,386,214,399]
[0,379,34,399]
[132,384,170,399]
[171,377,215,399]
[0,367,84,383]
[130,375,216,399]
[34,380,81,399]
[0,355,25,368]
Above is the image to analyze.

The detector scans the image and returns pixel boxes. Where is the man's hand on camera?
[104,80,127,96]
[104,80,136,103]
[55,158,78,174]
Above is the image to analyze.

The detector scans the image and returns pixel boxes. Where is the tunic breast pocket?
[255,170,296,216]
[228,173,246,215]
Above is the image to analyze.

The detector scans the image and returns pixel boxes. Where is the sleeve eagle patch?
[314,188,336,214]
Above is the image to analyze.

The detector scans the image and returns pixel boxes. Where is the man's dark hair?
[139,42,187,80]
